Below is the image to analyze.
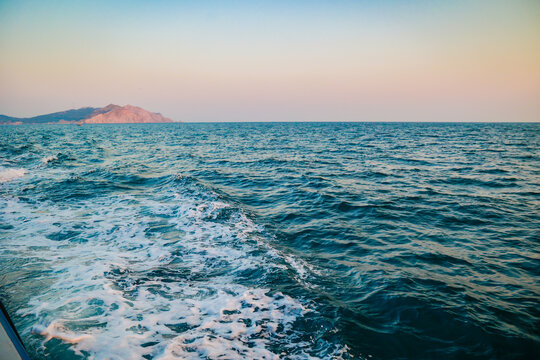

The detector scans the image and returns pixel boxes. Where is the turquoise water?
[0,122,539,359]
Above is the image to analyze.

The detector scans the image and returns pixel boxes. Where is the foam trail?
[1,180,347,359]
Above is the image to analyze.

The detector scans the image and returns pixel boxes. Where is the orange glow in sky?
[1,1,539,121]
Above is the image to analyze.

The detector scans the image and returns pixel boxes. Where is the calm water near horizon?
[0,122,539,359]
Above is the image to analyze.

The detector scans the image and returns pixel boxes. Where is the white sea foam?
[41,155,58,165]
[0,167,26,182]
[1,183,345,359]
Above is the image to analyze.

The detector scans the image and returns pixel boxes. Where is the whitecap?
[41,155,58,165]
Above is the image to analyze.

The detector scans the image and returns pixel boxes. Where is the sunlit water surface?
[0,123,539,359]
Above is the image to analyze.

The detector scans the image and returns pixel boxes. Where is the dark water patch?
[46,230,82,242]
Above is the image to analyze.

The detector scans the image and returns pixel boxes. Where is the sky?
[1,0,539,122]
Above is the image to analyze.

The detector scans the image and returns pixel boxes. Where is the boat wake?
[1,176,348,359]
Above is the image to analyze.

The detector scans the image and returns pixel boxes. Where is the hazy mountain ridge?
[0,105,173,124]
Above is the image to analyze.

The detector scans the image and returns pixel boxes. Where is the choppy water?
[0,122,539,359]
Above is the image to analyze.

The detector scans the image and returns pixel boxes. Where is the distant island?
[0,104,174,125]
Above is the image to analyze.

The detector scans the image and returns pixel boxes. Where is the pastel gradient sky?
[1,0,539,122]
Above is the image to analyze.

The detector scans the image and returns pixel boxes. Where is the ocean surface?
[0,122,538,360]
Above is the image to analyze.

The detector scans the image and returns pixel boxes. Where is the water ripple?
[0,122,539,359]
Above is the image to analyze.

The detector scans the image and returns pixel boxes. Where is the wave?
[41,155,58,165]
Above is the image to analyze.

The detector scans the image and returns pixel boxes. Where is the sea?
[0,122,538,359]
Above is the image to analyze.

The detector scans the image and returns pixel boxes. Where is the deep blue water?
[0,122,539,359]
